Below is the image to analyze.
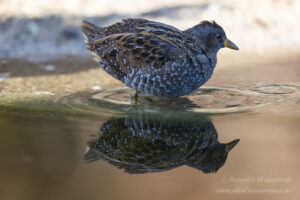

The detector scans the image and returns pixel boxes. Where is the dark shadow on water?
[85,113,239,174]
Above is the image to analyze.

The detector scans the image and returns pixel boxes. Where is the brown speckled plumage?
[84,114,240,174]
[81,18,238,97]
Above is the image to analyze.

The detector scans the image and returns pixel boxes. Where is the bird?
[81,18,238,103]
[84,113,239,174]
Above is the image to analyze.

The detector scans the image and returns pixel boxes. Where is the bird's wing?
[98,18,150,35]
[81,19,151,42]
[87,32,183,81]
[132,19,185,47]
[83,18,185,46]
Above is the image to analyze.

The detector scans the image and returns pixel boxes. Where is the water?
[0,57,299,200]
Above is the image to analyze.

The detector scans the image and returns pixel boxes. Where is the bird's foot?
[129,90,140,105]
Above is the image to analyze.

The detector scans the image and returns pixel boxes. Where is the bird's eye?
[216,34,222,40]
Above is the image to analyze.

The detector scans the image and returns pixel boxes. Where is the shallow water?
[0,94,299,200]
[0,57,299,200]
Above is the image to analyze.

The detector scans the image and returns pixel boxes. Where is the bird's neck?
[183,28,219,60]
[184,33,218,61]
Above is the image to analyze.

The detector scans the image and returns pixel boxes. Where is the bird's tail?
[81,20,103,44]
[84,145,104,163]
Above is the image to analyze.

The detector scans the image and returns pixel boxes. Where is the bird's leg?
[129,90,139,104]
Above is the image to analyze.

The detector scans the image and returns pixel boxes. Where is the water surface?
[0,57,299,200]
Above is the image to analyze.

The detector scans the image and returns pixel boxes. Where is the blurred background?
[1,0,300,60]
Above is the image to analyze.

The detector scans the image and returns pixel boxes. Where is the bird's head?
[185,21,239,57]
[187,139,240,173]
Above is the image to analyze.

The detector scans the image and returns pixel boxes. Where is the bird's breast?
[123,49,216,97]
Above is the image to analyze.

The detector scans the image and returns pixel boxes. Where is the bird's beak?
[224,139,240,152]
[224,39,239,50]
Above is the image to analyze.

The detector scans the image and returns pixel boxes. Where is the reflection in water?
[85,114,239,174]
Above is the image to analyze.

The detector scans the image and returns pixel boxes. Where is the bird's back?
[81,18,211,97]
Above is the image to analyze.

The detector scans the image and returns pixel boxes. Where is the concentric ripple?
[5,83,297,117]
[64,83,299,114]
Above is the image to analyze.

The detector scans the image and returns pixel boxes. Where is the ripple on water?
[63,83,298,114]
[250,83,299,94]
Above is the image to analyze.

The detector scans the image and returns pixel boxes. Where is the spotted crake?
[81,18,238,98]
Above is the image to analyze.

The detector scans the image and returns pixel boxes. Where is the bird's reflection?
[85,113,239,174]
